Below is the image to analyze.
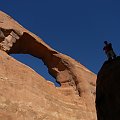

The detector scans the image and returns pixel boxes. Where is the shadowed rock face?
[96,57,120,120]
[0,11,97,120]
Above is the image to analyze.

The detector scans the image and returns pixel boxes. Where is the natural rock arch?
[0,27,96,97]
[0,11,97,119]
[0,29,75,87]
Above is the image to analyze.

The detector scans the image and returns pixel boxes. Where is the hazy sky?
[1,0,120,86]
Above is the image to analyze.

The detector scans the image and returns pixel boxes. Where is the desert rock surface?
[0,11,96,120]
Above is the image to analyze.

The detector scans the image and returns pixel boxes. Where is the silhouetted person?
[103,41,116,60]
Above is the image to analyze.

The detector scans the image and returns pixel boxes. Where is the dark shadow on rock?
[96,56,120,120]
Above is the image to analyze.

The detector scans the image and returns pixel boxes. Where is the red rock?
[0,11,97,120]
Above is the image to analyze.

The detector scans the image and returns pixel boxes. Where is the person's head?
[104,41,108,45]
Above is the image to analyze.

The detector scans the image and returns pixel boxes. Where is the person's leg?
[107,52,112,60]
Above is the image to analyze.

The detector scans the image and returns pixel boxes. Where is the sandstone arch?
[0,28,96,96]
[0,11,97,119]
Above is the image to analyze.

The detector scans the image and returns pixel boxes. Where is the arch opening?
[10,54,61,87]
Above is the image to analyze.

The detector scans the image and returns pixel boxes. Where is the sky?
[1,0,120,86]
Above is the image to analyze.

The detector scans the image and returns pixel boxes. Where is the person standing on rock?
[103,41,116,60]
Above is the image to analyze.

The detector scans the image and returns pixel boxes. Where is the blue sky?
[1,0,120,86]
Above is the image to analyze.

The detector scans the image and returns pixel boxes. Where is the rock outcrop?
[0,11,97,120]
[96,57,120,120]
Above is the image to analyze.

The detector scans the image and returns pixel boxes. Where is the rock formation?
[96,57,120,120]
[0,11,97,120]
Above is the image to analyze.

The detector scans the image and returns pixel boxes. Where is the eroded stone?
[0,10,97,120]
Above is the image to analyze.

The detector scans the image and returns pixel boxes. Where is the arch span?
[0,30,76,88]
[0,28,96,100]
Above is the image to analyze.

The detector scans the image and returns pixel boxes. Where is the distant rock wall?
[96,57,120,120]
[0,11,97,120]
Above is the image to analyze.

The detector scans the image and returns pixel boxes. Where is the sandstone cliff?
[96,57,120,120]
[0,11,96,120]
